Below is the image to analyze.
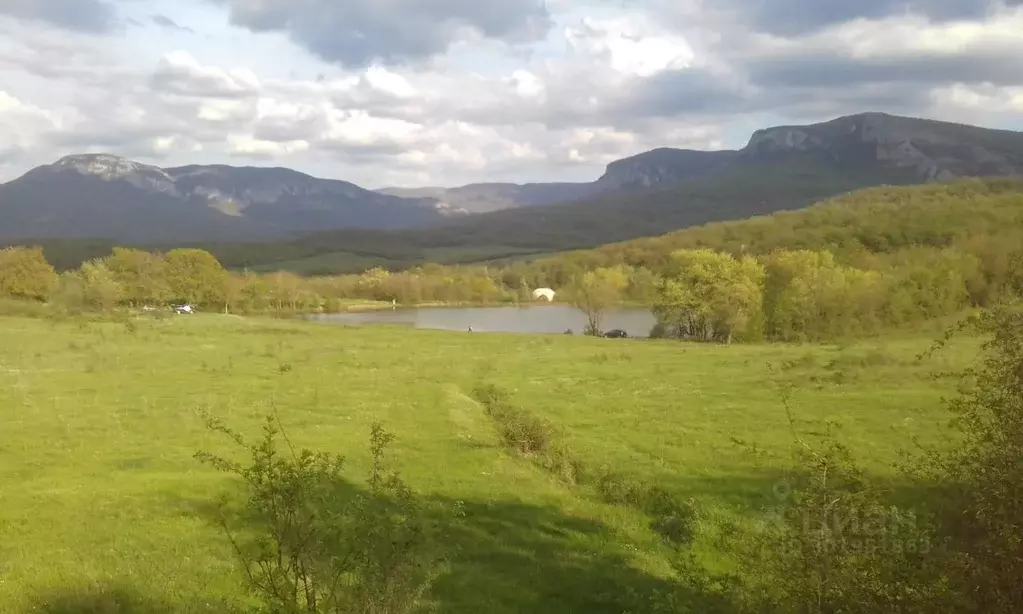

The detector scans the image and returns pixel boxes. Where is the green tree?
[0,246,58,301]
[222,274,248,314]
[654,249,765,343]
[268,271,304,313]
[240,273,271,313]
[626,266,660,304]
[79,260,123,311]
[566,266,630,335]
[50,271,88,314]
[763,250,888,341]
[103,248,170,307]
[164,249,228,308]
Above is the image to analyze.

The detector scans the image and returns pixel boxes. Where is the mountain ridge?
[0,154,446,242]
[2,112,1022,250]
[377,112,1023,214]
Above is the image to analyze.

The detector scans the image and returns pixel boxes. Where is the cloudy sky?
[1,0,1022,188]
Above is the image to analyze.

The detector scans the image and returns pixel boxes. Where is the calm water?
[310,305,657,337]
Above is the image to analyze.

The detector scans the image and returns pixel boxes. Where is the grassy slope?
[535,178,1023,271]
[0,315,978,613]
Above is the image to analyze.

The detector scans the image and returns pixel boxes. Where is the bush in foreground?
[195,412,442,614]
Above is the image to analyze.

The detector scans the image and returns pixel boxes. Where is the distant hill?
[376,149,745,214]
[251,112,1023,273]
[375,112,1023,215]
[742,112,1023,179]
[593,147,740,190]
[524,177,1023,273]
[0,155,444,242]
[5,112,1023,272]
[378,182,600,214]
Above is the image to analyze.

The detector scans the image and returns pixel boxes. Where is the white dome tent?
[531,288,556,302]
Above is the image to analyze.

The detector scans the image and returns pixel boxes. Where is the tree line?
[0,245,564,315]
[2,179,1022,337]
[3,239,1019,344]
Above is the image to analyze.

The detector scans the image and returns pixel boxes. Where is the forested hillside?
[526,178,1023,273]
[12,154,915,275]
[4,178,1022,343]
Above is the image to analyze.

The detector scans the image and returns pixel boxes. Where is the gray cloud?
[251,112,325,143]
[593,0,1023,127]
[151,14,194,33]
[0,0,117,33]
[608,68,754,120]
[149,52,260,98]
[316,140,413,162]
[214,0,553,68]
[746,49,1023,89]
[726,0,1017,37]
[48,124,170,150]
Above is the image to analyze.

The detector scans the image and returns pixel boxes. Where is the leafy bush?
[472,384,555,456]
[596,472,699,545]
[648,322,668,339]
[733,437,942,613]
[194,412,441,614]
[918,302,1023,612]
[0,297,50,318]
[471,383,585,484]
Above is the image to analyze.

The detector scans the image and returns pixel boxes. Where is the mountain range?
[2,112,1022,270]
[0,156,445,242]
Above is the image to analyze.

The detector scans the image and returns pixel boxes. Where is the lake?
[310,305,658,337]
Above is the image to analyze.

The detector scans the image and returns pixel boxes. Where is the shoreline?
[340,300,650,313]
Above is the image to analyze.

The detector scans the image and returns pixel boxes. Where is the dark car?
[603,329,628,338]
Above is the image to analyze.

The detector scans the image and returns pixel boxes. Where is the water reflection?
[310,305,657,337]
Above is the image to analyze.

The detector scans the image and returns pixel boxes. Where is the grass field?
[0,314,981,613]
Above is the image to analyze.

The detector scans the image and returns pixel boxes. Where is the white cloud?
[227,135,310,157]
[930,83,1023,114]
[510,70,544,98]
[565,16,696,77]
[0,89,60,144]
[363,65,418,98]
[153,50,261,98]
[0,0,1021,187]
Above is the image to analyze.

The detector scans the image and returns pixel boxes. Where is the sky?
[1,0,1022,188]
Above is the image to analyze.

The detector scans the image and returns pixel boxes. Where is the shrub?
[472,384,556,456]
[194,412,441,614]
[596,472,699,545]
[919,302,1023,612]
[471,383,588,485]
[0,297,50,318]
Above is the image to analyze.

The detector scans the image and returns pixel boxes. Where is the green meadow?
[0,314,979,613]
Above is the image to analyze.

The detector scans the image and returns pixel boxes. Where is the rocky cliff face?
[51,154,180,194]
[743,112,1023,181]
[595,148,740,190]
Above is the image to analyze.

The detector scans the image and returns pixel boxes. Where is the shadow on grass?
[422,496,676,614]
[664,466,946,506]
[24,584,245,614]
[161,461,951,614]
[165,484,710,614]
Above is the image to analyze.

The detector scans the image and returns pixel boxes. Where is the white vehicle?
[174,304,194,314]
